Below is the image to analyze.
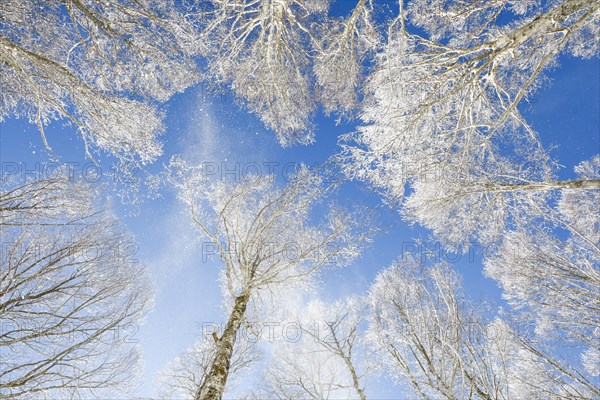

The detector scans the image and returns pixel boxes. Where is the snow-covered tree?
[190,0,378,145]
[402,154,600,250]
[367,256,598,399]
[188,0,322,145]
[341,0,599,205]
[252,296,370,399]
[484,157,600,377]
[394,155,600,380]
[168,159,369,399]
[0,170,153,398]
[368,257,489,398]
[0,0,200,163]
[336,5,600,384]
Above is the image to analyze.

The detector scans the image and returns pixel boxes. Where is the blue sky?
[1,11,598,399]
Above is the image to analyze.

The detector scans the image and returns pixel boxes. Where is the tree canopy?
[1,0,598,398]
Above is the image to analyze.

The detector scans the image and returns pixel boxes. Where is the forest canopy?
[0,0,598,399]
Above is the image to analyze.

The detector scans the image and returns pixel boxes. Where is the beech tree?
[0,0,200,163]
[367,257,599,399]
[0,170,153,398]
[484,157,600,377]
[402,155,600,250]
[341,0,599,204]
[190,0,378,145]
[399,156,599,378]
[168,159,368,399]
[252,297,370,399]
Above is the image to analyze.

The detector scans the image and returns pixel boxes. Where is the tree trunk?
[196,293,250,400]
[343,356,367,400]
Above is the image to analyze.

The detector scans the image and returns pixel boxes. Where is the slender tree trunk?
[343,356,367,400]
[196,292,250,400]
